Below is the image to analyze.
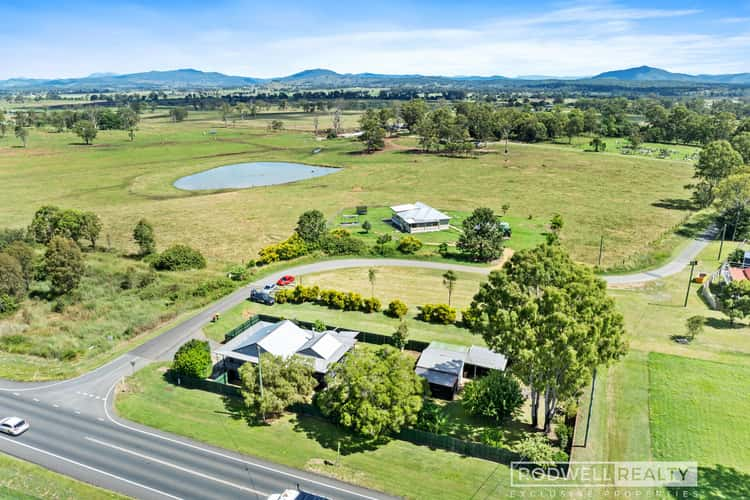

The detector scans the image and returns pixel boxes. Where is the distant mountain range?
[1,66,749,91]
[591,65,750,84]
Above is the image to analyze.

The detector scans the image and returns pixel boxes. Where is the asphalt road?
[0,390,387,500]
[0,237,716,499]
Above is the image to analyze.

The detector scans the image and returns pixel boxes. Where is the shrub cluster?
[274,285,381,313]
[258,233,308,265]
[516,434,569,469]
[152,244,206,271]
[462,371,525,422]
[171,339,212,379]
[460,306,481,329]
[0,294,18,316]
[397,235,423,254]
[319,228,367,256]
[257,228,369,266]
[416,303,457,324]
[386,299,408,318]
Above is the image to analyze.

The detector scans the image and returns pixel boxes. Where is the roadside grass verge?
[116,363,509,499]
[0,452,126,499]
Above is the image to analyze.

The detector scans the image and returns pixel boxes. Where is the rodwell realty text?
[510,461,698,488]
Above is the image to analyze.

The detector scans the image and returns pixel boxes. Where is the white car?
[263,283,277,292]
[0,417,30,436]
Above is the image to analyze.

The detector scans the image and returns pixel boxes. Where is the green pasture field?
[0,110,696,269]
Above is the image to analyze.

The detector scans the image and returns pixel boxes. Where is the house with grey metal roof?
[415,341,508,399]
[215,319,357,378]
[391,202,451,233]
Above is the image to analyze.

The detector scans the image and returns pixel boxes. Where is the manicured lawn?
[0,112,696,268]
[332,206,546,256]
[649,352,750,498]
[0,452,126,499]
[116,363,510,500]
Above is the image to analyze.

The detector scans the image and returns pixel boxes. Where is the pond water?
[173,162,339,191]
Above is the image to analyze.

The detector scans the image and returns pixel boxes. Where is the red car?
[277,275,295,286]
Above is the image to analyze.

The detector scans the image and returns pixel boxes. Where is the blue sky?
[1,0,749,79]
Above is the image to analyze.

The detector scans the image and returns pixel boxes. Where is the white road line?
[103,383,381,500]
[85,437,266,496]
[0,434,182,500]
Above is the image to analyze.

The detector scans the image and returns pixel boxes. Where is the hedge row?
[274,285,382,313]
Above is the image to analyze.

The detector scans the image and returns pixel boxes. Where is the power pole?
[598,235,604,267]
[718,224,727,261]
[684,260,698,307]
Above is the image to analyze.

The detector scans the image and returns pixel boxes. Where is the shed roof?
[416,344,466,376]
[415,367,458,388]
[467,346,508,371]
[391,202,450,224]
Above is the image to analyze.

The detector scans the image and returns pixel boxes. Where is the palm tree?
[368,268,377,298]
[442,270,457,306]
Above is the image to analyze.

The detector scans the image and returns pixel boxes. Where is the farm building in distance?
[215,319,357,380]
[415,341,509,399]
[391,202,451,233]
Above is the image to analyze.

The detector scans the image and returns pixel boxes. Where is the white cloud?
[241,2,747,77]
[2,0,748,79]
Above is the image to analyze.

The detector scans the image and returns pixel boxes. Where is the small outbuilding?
[415,341,508,399]
[391,202,451,234]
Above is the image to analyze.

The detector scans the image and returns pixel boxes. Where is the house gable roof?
[216,320,356,373]
[390,202,450,224]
